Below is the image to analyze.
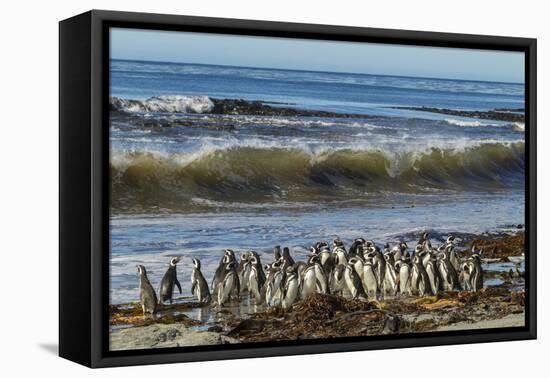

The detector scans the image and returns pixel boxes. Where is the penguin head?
[447,235,455,243]
[346,257,358,267]
[423,232,430,239]
[192,258,201,270]
[401,241,408,250]
[226,261,237,270]
[169,256,182,266]
[223,249,236,264]
[308,254,320,264]
[309,245,319,256]
[241,251,250,261]
[273,245,282,260]
[249,253,259,266]
[333,237,344,248]
[283,247,290,256]
[364,246,377,258]
[137,265,147,276]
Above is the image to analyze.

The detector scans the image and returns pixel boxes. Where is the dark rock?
[382,314,401,334]
[207,325,223,332]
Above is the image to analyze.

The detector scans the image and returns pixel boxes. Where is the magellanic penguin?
[237,252,252,294]
[348,238,365,259]
[383,253,398,297]
[266,264,285,307]
[437,252,461,291]
[217,261,239,306]
[158,256,182,304]
[467,247,484,292]
[247,251,265,303]
[273,245,282,262]
[424,254,440,295]
[460,261,472,291]
[312,252,329,294]
[391,242,408,261]
[137,265,158,319]
[334,246,348,266]
[320,246,335,278]
[259,262,276,304]
[447,244,461,272]
[301,254,319,298]
[418,231,432,252]
[281,247,296,268]
[344,257,367,299]
[411,255,432,296]
[329,264,347,294]
[282,265,299,309]
[362,258,379,299]
[395,258,412,296]
[211,249,236,295]
[191,258,211,303]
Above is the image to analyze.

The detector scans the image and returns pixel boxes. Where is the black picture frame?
[59,9,537,368]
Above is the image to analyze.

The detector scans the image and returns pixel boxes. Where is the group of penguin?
[136,232,484,318]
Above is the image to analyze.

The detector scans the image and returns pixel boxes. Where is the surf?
[110,142,525,211]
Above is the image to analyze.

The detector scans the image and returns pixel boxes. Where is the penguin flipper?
[175,278,182,294]
[191,282,197,296]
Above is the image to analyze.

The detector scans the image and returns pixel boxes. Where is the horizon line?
[110,57,525,86]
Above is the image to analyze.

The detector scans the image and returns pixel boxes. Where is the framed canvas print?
[59,10,536,368]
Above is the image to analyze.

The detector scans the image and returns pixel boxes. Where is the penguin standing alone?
[137,265,157,318]
[158,256,182,304]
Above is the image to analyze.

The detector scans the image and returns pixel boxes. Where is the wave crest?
[110,95,214,114]
[110,142,525,211]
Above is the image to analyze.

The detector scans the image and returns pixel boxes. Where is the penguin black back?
[137,265,158,318]
[158,256,182,304]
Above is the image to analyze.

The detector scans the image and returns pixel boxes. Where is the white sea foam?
[112,95,214,114]
[512,122,525,132]
[444,118,500,127]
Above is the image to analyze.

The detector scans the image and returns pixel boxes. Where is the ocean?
[109,59,525,305]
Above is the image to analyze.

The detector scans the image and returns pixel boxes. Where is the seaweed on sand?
[109,301,205,327]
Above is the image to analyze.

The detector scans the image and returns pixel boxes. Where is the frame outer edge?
[84,9,537,367]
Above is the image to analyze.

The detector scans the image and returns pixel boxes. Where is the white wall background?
[0,0,545,375]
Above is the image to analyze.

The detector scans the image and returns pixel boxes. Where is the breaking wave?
[110,142,525,211]
[110,95,214,114]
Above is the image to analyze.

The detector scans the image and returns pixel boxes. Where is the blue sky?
[111,28,524,83]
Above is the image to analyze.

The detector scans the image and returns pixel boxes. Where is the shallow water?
[110,190,524,304]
